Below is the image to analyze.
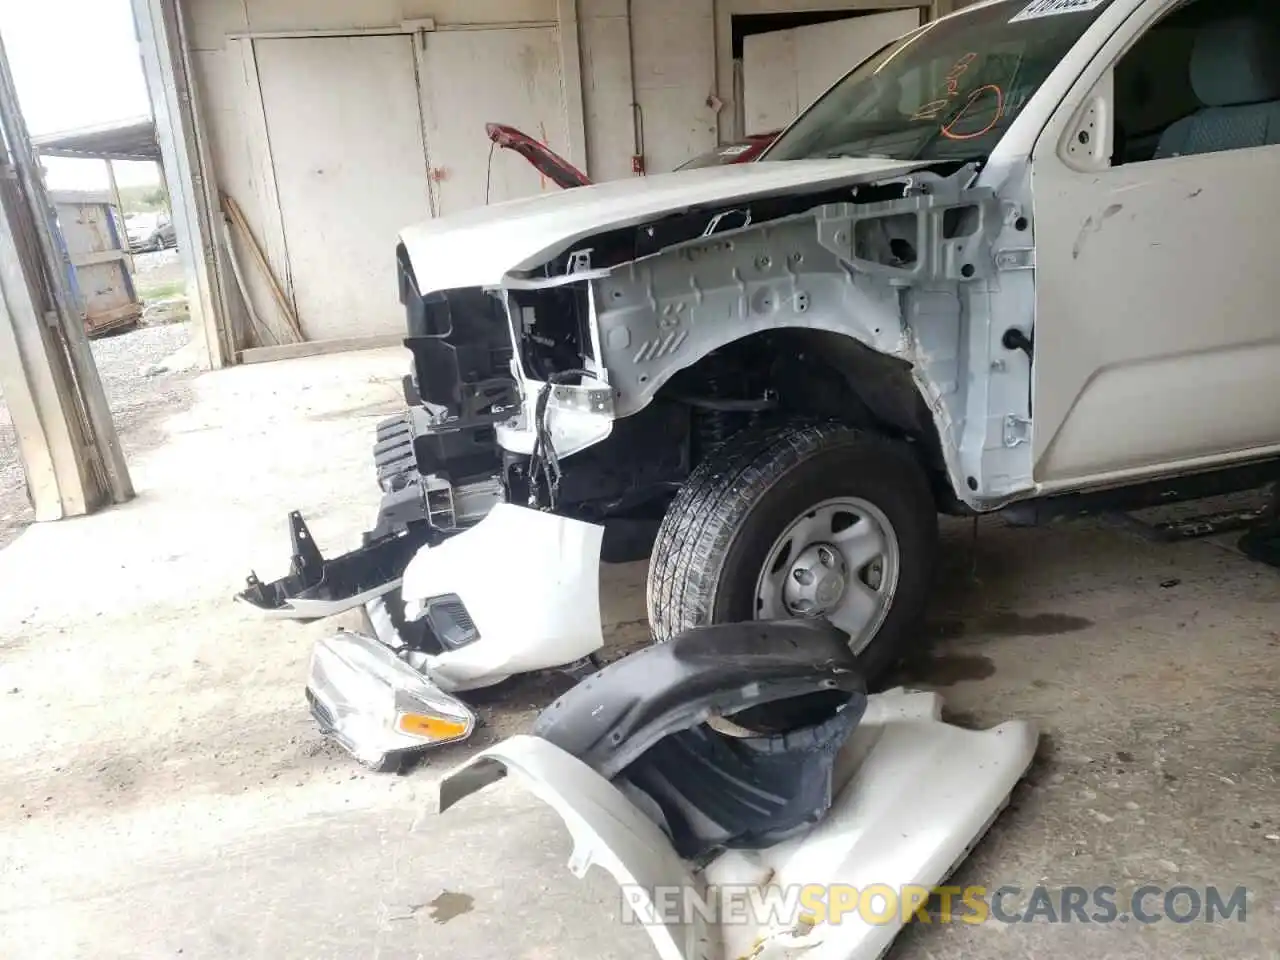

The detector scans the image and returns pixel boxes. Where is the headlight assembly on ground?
[306,631,476,771]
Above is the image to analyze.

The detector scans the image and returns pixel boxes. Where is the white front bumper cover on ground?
[399,503,606,693]
[439,690,1038,960]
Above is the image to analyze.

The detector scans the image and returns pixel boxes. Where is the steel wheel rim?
[752,496,901,656]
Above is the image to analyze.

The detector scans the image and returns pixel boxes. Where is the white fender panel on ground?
[439,690,1038,960]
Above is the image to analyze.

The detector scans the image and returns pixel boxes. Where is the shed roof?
[32,116,160,162]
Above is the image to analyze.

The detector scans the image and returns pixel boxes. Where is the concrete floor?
[1,347,1278,959]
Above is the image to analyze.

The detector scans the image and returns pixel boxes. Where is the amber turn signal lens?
[397,713,469,741]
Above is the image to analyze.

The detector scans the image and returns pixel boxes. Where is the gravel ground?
[0,322,194,547]
[133,248,183,286]
[134,250,190,324]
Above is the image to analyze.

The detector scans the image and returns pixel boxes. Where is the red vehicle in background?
[485,123,780,190]
[673,133,779,170]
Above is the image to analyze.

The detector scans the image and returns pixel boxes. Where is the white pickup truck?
[247,0,1280,687]
[246,3,1280,953]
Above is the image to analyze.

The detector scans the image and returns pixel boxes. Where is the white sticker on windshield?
[1010,0,1107,22]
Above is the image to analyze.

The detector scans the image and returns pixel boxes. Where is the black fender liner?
[532,620,867,858]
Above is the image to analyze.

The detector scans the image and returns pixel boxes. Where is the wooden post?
[105,158,137,277]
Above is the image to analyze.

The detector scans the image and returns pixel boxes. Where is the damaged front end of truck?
[238,155,1018,765]
[238,0,1117,762]
[241,154,1008,609]
[252,165,1008,614]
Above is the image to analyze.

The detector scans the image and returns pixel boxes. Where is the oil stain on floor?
[902,610,1095,687]
[981,611,1095,636]
[427,890,475,924]
[927,610,1095,643]
[899,652,998,687]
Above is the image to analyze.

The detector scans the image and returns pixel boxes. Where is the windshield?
[764,0,1116,163]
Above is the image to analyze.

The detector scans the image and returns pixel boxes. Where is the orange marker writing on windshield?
[940,84,1005,140]
[912,52,979,122]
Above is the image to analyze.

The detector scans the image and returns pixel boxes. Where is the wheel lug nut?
[793,569,815,586]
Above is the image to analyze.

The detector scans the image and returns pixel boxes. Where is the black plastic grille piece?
[426,596,480,651]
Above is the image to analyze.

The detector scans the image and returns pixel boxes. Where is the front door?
[1030,0,1280,486]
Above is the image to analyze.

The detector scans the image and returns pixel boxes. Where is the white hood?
[399,158,924,294]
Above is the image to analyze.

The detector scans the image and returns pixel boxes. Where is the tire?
[647,421,938,687]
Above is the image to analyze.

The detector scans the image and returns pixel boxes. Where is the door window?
[1112,0,1280,165]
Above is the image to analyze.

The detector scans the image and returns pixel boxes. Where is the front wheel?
[647,421,939,686]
